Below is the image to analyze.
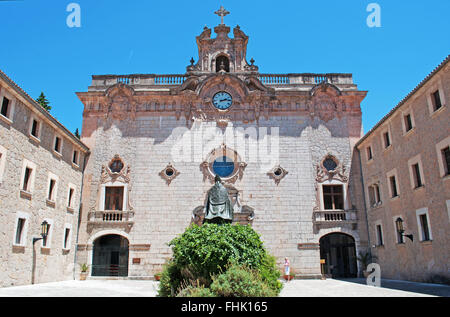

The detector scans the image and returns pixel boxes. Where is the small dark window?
[1,97,10,117]
[72,151,78,165]
[31,119,39,138]
[442,146,450,176]
[64,228,70,249]
[419,214,430,241]
[54,137,61,153]
[383,132,391,148]
[367,146,373,160]
[376,225,383,246]
[404,114,413,132]
[412,163,423,188]
[68,188,74,207]
[15,218,25,245]
[216,55,230,72]
[389,175,398,198]
[432,90,442,111]
[23,167,32,191]
[48,179,56,201]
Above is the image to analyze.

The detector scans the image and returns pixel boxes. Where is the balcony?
[87,210,134,232]
[313,209,358,231]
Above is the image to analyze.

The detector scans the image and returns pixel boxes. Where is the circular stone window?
[109,158,124,173]
[323,158,338,171]
[274,168,283,176]
[165,168,174,177]
[212,156,235,178]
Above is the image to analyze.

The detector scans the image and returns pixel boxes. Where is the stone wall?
[77,111,363,278]
[0,85,86,287]
[355,60,450,282]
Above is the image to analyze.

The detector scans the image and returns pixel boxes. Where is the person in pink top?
[284,257,290,281]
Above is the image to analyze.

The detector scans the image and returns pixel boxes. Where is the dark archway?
[216,55,230,72]
[319,233,357,278]
[92,235,129,277]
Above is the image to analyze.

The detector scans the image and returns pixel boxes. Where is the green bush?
[210,264,276,297]
[158,223,282,297]
[176,285,217,297]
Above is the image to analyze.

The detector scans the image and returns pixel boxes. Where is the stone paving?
[0,278,448,297]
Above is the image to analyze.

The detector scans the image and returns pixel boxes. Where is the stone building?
[0,69,89,287]
[355,56,450,282]
[75,11,369,279]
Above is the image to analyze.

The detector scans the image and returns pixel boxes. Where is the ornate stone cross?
[214,6,230,25]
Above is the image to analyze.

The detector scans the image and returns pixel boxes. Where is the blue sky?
[0,0,449,134]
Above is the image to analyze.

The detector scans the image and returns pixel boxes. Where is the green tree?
[74,128,80,139]
[36,92,51,112]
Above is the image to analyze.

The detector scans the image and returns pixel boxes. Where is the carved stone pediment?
[101,154,130,184]
[104,83,136,120]
[309,83,344,122]
[315,154,347,183]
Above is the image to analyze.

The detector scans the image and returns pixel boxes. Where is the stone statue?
[204,175,233,224]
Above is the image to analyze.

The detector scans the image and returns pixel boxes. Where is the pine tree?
[74,128,80,139]
[36,92,51,112]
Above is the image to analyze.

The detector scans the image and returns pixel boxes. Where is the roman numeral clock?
[212,91,232,110]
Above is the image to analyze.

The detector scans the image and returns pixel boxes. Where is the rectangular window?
[419,214,431,241]
[376,224,383,246]
[68,187,74,207]
[367,146,373,160]
[383,132,391,148]
[105,186,124,211]
[63,228,70,249]
[322,185,344,210]
[432,90,442,111]
[23,167,32,191]
[404,114,413,132]
[15,218,26,245]
[412,163,423,188]
[442,146,450,176]
[54,136,61,153]
[31,119,39,138]
[1,96,9,117]
[48,179,56,201]
[72,150,79,165]
[389,175,398,198]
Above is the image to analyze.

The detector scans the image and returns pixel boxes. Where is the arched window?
[216,55,230,72]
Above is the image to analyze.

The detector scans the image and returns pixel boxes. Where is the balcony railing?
[91,73,353,88]
[88,210,134,223]
[313,209,358,225]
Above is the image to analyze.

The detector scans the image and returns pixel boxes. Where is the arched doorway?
[319,233,357,278]
[92,235,129,277]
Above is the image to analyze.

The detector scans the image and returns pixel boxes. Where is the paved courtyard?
[0,278,448,297]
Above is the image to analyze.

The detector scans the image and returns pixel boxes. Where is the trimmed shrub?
[209,264,276,297]
[158,223,282,297]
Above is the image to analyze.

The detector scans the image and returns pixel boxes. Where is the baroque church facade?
[75,11,369,279]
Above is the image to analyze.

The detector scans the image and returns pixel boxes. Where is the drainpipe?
[73,151,89,280]
[356,147,373,262]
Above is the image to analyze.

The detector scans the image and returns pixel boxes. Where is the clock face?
[212,91,232,110]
